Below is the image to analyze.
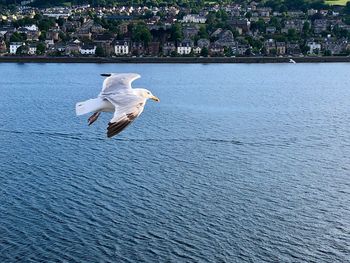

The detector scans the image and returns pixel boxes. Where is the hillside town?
[1,1,350,57]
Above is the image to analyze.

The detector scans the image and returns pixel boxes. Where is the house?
[62,21,81,33]
[0,26,15,37]
[229,18,250,33]
[181,14,207,24]
[45,39,55,47]
[307,41,321,55]
[287,11,305,17]
[148,42,160,56]
[131,42,145,56]
[314,19,328,34]
[164,17,177,27]
[235,44,250,56]
[65,43,80,55]
[76,28,92,40]
[286,43,301,55]
[46,29,59,41]
[91,23,105,34]
[0,38,7,53]
[209,43,224,56]
[43,8,71,18]
[257,7,271,17]
[105,15,134,21]
[26,29,40,41]
[264,39,276,55]
[193,46,201,54]
[211,28,223,38]
[197,38,210,49]
[55,42,66,52]
[266,27,276,34]
[215,30,235,48]
[323,40,348,55]
[282,19,305,34]
[183,26,199,38]
[276,42,286,55]
[118,23,129,35]
[94,33,115,56]
[307,9,318,16]
[10,42,24,54]
[24,24,39,31]
[28,44,37,55]
[177,39,193,55]
[114,40,129,55]
[162,42,176,56]
[80,44,96,55]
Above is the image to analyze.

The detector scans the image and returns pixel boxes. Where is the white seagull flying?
[75,73,160,138]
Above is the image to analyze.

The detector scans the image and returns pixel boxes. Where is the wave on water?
[0,129,299,147]
[0,129,243,144]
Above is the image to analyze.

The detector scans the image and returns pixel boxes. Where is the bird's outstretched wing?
[106,94,145,138]
[99,73,141,96]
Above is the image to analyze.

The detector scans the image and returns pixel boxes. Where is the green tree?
[38,19,55,31]
[344,2,350,15]
[224,47,233,57]
[170,50,177,57]
[132,23,152,47]
[36,43,46,55]
[245,48,252,56]
[34,13,43,21]
[250,19,266,32]
[324,50,332,56]
[10,32,23,42]
[170,23,183,43]
[200,47,209,57]
[303,21,310,33]
[95,46,105,57]
[16,45,28,55]
[198,25,208,39]
[300,43,310,55]
[39,31,46,41]
[287,29,299,41]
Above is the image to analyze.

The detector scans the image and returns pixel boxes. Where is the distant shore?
[0,56,350,63]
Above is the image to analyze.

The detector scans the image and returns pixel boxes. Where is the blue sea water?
[0,63,350,262]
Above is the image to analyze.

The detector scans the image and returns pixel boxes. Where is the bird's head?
[135,88,160,102]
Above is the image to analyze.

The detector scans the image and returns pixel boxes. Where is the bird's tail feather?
[75,98,101,116]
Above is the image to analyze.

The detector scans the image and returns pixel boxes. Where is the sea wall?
[0,56,350,63]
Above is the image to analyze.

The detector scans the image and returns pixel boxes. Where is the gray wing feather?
[99,73,141,96]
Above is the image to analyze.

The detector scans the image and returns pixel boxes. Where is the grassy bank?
[325,0,349,6]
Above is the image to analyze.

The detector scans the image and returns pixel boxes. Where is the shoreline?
[0,56,350,63]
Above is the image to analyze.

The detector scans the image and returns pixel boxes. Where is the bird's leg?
[88,112,101,126]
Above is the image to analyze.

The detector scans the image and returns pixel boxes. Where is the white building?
[307,41,321,54]
[45,39,54,47]
[177,39,193,55]
[114,40,129,55]
[10,42,24,54]
[79,45,96,55]
[181,14,207,23]
[193,46,201,54]
[28,44,37,55]
[24,24,39,31]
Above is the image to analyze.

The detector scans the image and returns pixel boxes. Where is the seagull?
[289,59,296,64]
[75,73,160,138]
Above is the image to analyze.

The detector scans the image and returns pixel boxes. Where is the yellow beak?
[151,95,160,102]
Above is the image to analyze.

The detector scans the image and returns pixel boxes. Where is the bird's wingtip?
[101,73,112,77]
